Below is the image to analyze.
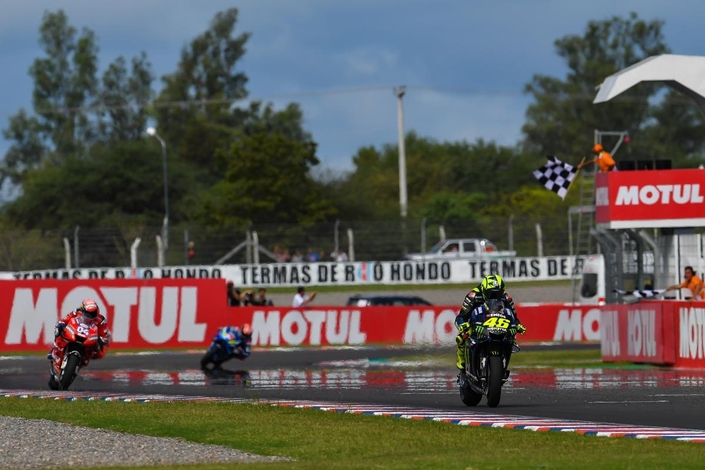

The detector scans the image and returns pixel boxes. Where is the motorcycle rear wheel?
[201,344,224,370]
[486,355,504,408]
[59,354,81,390]
[48,375,60,391]
[460,383,482,406]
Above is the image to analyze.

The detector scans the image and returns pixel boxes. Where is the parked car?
[404,238,516,261]
[346,294,433,307]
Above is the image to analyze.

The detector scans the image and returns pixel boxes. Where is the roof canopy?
[593,54,705,117]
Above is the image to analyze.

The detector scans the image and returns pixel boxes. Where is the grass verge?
[0,398,702,470]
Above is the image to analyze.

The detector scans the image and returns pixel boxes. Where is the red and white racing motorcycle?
[48,317,105,391]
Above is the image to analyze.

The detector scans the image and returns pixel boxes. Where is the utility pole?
[394,85,408,218]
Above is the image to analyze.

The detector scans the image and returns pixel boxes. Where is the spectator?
[665,266,704,301]
[292,250,304,263]
[242,290,256,306]
[578,143,616,173]
[253,288,273,306]
[318,250,327,262]
[331,248,349,262]
[227,281,242,307]
[273,245,283,261]
[305,247,319,263]
[443,243,459,254]
[292,286,317,307]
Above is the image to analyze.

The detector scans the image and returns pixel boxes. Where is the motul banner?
[673,301,705,368]
[0,279,226,351]
[600,303,675,364]
[595,169,705,229]
[0,280,599,351]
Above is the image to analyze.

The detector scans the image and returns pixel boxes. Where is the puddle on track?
[77,367,705,392]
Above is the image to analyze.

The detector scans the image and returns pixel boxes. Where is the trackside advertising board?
[2,255,581,287]
[0,280,598,352]
[595,169,705,229]
[601,300,705,367]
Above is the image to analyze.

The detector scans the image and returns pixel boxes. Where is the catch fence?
[0,216,572,271]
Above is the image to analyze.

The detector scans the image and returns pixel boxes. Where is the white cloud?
[334,48,399,77]
[3,0,705,176]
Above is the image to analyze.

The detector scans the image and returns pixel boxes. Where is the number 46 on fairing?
[482,317,510,329]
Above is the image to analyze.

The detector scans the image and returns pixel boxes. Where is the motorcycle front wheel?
[486,355,504,408]
[200,344,223,370]
[59,354,81,390]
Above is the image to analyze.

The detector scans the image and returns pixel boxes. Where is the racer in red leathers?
[47,298,111,365]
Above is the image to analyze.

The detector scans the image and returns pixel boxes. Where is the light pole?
[146,127,169,252]
[394,85,408,219]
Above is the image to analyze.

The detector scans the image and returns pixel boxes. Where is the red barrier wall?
[601,300,705,367]
[0,279,599,351]
[671,301,705,368]
[0,279,226,351]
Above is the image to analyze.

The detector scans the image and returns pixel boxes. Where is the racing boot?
[455,344,465,370]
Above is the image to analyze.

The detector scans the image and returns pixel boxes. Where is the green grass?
[264,279,571,294]
[0,398,703,470]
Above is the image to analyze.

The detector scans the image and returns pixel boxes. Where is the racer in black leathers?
[454,274,526,369]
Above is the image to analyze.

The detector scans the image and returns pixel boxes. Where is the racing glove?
[54,322,66,338]
[456,322,472,346]
[457,322,472,335]
[517,324,527,335]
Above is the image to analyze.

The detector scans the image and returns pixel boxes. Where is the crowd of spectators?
[272,245,348,263]
[227,281,273,307]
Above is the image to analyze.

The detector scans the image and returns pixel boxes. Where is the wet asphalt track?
[3,344,705,431]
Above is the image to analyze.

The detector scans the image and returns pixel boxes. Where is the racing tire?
[460,384,483,406]
[48,375,60,391]
[59,354,81,391]
[200,344,222,370]
[486,355,504,408]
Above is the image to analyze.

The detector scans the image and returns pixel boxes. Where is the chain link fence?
[0,215,573,271]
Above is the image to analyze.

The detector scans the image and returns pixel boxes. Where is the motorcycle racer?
[454,275,526,370]
[200,324,253,371]
[47,298,111,365]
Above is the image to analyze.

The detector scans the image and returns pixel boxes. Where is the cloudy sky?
[0,0,703,173]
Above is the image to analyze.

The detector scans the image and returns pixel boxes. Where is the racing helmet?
[241,323,253,340]
[593,143,604,153]
[80,298,100,319]
[480,275,505,300]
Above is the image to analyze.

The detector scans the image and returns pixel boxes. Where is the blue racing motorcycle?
[200,325,252,371]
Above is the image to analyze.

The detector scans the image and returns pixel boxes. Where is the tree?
[522,12,671,163]
[5,140,194,230]
[96,53,154,141]
[637,91,705,167]
[1,10,99,188]
[192,133,336,226]
[155,8,250,147]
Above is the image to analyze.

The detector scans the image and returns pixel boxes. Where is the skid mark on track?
[2,389,705,443]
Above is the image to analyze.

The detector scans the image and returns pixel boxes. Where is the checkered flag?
[533,156,578,200]
[614,289,666,298]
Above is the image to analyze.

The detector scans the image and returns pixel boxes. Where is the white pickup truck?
[404,238,517,261]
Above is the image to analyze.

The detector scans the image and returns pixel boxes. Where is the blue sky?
[1,0,704,173]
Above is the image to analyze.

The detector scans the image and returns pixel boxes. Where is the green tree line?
[1,10,704,269]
